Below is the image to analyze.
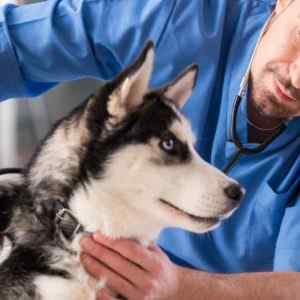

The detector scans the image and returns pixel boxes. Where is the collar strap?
[55,206,83,241]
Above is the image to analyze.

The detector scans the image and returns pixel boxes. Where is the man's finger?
[92,232,159,272]
[96,287,117,300]
[81,235,152,288]
[81,253,141,299]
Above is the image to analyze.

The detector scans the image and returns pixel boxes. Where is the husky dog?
[0,42,244,300]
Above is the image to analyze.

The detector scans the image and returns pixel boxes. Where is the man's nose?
[290,56,300,89]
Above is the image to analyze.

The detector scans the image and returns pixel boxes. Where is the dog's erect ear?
[162,64,198,109]
[107,41,154,122]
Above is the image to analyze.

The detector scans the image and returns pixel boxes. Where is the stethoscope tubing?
[230,95,286,155]
[0,168,23,176]
[223,95,286,174]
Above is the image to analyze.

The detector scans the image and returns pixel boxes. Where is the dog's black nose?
[224,184,244,202]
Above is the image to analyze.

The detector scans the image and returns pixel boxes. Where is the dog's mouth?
[159,198,220,223]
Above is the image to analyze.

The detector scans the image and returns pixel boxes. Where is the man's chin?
[256,98,291,120]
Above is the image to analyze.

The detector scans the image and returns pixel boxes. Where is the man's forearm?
[176,267,300,300]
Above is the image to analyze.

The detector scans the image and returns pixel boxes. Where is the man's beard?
[249,65,300,120]
[250,83,291,119]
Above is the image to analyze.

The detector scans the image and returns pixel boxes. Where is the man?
[0,0,300,298]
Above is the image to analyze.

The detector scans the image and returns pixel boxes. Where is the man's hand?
[80,232,181,300]
[80,232,300,300]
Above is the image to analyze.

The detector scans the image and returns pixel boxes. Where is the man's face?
[250,0,300,120]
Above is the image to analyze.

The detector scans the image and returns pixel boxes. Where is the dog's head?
[28,42,244,242]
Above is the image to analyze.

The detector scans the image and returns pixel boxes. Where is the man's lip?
[274,79,297,102]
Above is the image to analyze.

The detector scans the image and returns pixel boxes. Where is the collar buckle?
[55,208,82,240]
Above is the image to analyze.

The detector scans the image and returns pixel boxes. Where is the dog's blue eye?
[161,138,175,152]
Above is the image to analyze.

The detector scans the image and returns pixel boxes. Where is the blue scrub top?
[1,0,300,272]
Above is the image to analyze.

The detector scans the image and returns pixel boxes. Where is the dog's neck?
[68,181,162,246]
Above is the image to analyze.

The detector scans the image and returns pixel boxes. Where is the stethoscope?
[223,11,286,174]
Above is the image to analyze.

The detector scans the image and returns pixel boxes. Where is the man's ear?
[162,64,198,109]
[107,41,154,122]
[274,0,294,14]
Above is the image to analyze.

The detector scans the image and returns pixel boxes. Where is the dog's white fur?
[0,236,12,265]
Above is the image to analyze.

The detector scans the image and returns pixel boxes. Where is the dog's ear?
[162,64,198,109]
[107,41,154,122]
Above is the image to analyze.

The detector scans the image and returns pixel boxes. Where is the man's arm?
[177,267,299,300]
[0,0,175,100]
[80,233,300,300]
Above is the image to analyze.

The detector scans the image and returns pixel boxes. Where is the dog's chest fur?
[0,169,104,299]
[34,241,101,300]
[0,183,101,300]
